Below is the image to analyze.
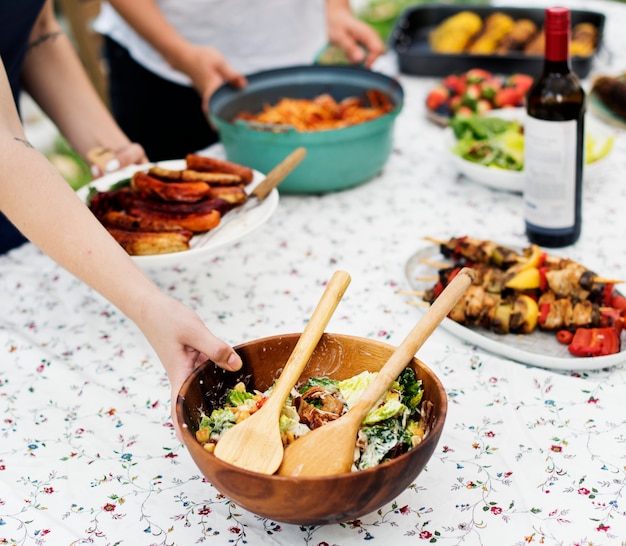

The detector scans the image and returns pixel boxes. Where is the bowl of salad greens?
[176,332,447,525]
[445,108,615,193]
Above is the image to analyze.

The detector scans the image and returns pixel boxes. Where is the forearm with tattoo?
[13,137,34,149]
[27,30,63,51]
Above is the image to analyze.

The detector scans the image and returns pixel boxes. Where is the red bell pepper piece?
[568,327,621,357]
[432,280,444,298]
[447,266,462,283]
[611,294,626,316]
[600,308,623,335]
[602,283,615,307]
[539,266,550,292]
[538,302,551,326]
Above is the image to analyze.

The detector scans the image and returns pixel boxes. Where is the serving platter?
[404,245,626,370]
[78,159,278,268]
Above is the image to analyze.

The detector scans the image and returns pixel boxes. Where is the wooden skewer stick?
[420,258,451,269]
[395,289,426,296]
[423,236,446,245]
[415,276,439,282]
[593,277,623,285]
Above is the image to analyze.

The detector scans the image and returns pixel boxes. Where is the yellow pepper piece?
[505,267,540,290]
[513,294,539,333]
[518,244,542,271]
[492,302,512,334]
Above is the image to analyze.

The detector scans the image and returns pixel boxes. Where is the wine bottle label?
[524,117,578,229]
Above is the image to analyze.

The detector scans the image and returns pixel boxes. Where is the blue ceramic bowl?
[209,65,404,194]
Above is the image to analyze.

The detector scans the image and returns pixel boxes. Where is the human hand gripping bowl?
[212,270,351,474]
[277,266,476,477]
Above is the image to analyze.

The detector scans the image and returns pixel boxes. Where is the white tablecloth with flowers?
[2,0,626,544]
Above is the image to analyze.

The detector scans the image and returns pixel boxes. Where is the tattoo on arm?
[27,30,63,51]
[14,137,35,149]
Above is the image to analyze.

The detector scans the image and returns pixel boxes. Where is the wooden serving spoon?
[213,270,351,474]
[278,267,476,477]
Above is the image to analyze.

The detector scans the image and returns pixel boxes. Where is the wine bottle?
[524,6,585,247]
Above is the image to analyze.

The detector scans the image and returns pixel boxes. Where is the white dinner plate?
[78,159,278,268]
[445,108,615,193]
[404,244,626,371]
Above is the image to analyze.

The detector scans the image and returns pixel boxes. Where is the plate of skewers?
[402,236,626,370]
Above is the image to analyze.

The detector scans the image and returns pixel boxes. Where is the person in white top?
[95,0,386,160]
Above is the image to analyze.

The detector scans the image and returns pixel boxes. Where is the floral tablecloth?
[2,0,626,544]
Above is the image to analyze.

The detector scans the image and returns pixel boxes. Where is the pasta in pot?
[234,90,394,131]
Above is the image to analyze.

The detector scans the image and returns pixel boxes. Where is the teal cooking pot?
[208,65,404,194]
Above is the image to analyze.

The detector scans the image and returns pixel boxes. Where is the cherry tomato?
[556,329,574,345]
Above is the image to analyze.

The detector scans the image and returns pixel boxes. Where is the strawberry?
[426,85,450,111]
[465,68,493,84]
[494,87,525,108]
[475,99,493,115]
[463,83,482,101]
[506,73,534,95]
[480,80,502,101]
[454,105,474,118]
[449,95,463,113]
[443,74,465,95]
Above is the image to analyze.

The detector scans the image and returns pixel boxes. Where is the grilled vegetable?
[570,22,598,57]
[185,154,254,184]
[131,171,212,202]
[568,327,621,357]
[429,11,483,53]
[106,228,193,255]
[496,19,538,53]
[467,12,515,54]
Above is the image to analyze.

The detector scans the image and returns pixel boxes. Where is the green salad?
[450,115,525,171]
[450,113,614,171]
[196,368,428,471]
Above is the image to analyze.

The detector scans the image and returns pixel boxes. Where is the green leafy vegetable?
[398,368,423,410]
[357,420,410,470]
[450,115,513,140]
[450,114,524,171]
[198,408,237,439]
[225,388,254,407]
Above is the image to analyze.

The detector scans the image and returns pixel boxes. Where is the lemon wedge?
[586,133,614,164]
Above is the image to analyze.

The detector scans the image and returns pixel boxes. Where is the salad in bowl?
[446,108,615,192]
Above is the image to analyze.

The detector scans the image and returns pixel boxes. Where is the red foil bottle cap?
[544,7,571,62]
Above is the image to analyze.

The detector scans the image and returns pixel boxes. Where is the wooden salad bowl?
[176,333,448,525]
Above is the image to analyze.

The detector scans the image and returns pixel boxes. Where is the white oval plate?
[404,245,626,371]
[77,159,278,268]
[445,108,615,193]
